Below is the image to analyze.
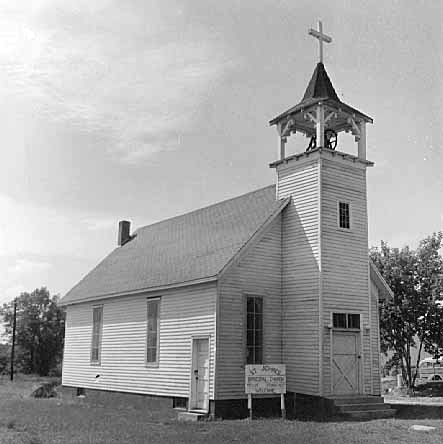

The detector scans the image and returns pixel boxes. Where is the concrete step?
[177,411,209,422]
[338,402,389,412]
[328,395,396,420]
[346,409,396,420]
[331,396,385,405]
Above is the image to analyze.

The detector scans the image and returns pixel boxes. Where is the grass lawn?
[1,375,443,444]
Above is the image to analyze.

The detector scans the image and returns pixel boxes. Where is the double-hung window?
[338,201,351,229]
[246,296,263,364]
[91,306,103,364]
[147,298,160,365]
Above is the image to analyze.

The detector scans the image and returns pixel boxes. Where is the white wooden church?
[61,22,393,418]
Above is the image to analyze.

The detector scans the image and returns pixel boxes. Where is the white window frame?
[337,200,352,231]
[244,294,264,365]
[90,305,103,365]
[146,297,161,367]
[331,312,361,331]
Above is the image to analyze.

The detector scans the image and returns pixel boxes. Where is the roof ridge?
[135,184,276,233]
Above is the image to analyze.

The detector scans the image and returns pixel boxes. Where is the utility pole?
[10,300,16,381]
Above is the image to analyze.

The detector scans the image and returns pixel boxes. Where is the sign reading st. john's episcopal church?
[245,364,286,394]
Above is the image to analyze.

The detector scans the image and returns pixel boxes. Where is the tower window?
[338,202,350,229]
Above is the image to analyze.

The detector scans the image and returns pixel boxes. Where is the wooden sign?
[245,364,286,394]
[245,364,287,419]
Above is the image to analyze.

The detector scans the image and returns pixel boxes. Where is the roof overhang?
[370,260,394,301]
[269,98,373,138]
[60,276,218,306]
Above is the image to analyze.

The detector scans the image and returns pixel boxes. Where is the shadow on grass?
[390,404,443,420]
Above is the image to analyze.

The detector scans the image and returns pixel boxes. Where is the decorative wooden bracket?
[347,116,361,141]
[277,118,295,138]
[303,112,317,124]
[324,111,337,125]
[276,118,296,160]
[303,109,336,127]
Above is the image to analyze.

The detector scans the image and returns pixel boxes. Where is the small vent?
[76,387,86,397]
[173,397,188,410]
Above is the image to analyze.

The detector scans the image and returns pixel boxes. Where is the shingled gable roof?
[61,185,289,305]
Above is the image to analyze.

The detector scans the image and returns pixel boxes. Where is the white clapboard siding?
[62,282,216,399]
[370,280,381,395]
[216,216,282,400]
[274,151,380,397]
[320,156,374,395]
[276,158,321,395]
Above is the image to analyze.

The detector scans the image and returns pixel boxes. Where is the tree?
[416,234,443,364]
[0,288,65,376]
[422,302,443,363]
[0,343,9,375]
[370,232,443,388]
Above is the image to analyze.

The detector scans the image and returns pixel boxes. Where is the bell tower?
[270,22,380,398]
[270,21,373,160]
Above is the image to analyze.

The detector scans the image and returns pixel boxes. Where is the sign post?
[281,393,286,419]
[245,364,286,419]
[10,300,17,382]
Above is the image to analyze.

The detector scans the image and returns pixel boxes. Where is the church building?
[61,22,393,419]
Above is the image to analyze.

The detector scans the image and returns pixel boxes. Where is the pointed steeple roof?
[301,62,339,102]
[269,63,372,127]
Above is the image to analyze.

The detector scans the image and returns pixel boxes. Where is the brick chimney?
[118,220,131,246]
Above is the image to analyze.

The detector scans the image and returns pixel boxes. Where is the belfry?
[270,21,373,161]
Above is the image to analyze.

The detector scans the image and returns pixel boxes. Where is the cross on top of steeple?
[308,21,332,64]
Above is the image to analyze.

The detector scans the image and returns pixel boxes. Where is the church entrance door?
[190,337,210,411]
[332,331,361,394]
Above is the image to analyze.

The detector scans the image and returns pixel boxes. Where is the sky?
[0,0,442,305]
